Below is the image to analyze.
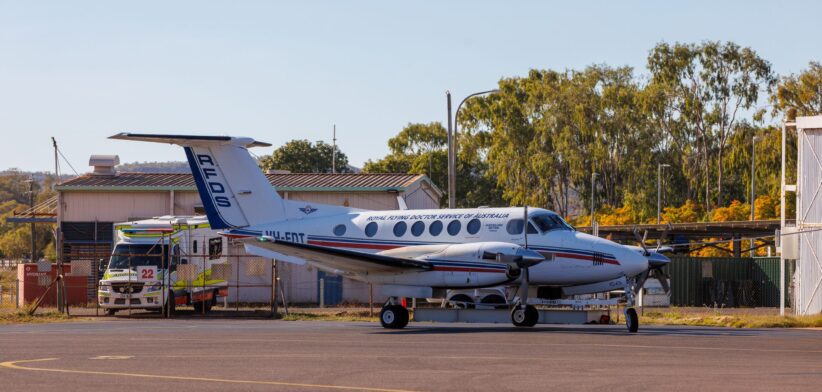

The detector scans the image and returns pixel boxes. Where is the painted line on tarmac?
[0,358,416,392]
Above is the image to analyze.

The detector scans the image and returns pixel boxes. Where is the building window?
[429,220,443,236]
[393,221,407,237]
[506,219,524,235]
[365,222,378,237]
[447,220,461,236]
[333,224,347,236]
[466,219,481,235]
[411,221,425,237]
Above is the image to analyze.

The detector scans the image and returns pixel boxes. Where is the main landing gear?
[380,297,409,329]
[510,265,539,327]
[510,304,538,327]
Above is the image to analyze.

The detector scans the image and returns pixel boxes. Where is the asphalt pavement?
[1,319,821,391]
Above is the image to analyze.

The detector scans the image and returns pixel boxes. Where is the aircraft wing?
[238,238,433,274]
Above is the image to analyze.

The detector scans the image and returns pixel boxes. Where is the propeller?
[631,227,671,296]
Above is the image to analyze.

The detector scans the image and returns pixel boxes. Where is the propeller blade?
[656,223,673,251]
[632,227,650,256]
[649,267,671,294]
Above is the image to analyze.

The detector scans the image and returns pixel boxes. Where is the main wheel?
[380,305,409,329]
[511,305,539,327]
[625,307,639,333]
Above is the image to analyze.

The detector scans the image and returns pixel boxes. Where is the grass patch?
[641,310,822,328]
[281,310,380,322]
[0,310,70,325]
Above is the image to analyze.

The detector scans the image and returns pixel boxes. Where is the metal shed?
[782,115,822,315]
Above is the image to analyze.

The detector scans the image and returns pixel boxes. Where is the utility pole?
[657,163,670,224]
[332,125,337,174]
[751,136,759,221]
[448,89,499,209]
[590,172,598,227]
[446,91,454,209]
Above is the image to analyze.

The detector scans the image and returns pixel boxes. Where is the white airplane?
[110,133,670,332]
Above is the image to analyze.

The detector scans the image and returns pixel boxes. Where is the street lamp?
[590,172,598,226]
[657,163,671,224]
[751,136,760,221]
[446,89,500,208]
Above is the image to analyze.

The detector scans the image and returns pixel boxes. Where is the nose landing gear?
[624,277,640,333]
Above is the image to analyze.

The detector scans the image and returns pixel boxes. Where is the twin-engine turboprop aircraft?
[110,133,670,332]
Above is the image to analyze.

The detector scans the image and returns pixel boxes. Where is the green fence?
[663,257,795,307]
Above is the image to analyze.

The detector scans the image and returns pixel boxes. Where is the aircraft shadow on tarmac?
[368,324,772,337]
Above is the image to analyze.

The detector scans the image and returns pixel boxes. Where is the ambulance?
[97,216,229,315]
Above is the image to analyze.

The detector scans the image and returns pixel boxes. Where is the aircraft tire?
[511,305,539,327]
[380,305,409,329]
[625,307,638,333]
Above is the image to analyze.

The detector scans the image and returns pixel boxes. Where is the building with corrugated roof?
[51,156,442,305]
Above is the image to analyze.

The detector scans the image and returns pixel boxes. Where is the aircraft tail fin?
[109,133,285,229]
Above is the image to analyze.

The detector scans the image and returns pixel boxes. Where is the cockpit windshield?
[530,213,574,232]
[108,244,167,269]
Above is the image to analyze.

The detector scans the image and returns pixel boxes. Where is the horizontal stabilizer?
[109,133,272,148]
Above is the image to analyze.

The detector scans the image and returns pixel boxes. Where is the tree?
[771,61,822,120]
[461,65,657,219]
[363,122,500,207]
[258,140,351,174]
[647,41,775,211]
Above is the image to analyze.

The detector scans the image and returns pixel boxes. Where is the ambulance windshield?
[108,244,167,269]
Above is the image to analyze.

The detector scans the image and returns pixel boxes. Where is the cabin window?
[447,220,461,236]
[411,221,425,237]
[506,219,524,235]
[192,240,198,254]
[365,222,378,237]
[393,221,407,237]
[531,213,574,232]
[333,224,347,236]
[429,220,443,236]
[466,218,481,235]
[527,222,538,234]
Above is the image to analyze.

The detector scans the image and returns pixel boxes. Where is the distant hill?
[117,161,191,173]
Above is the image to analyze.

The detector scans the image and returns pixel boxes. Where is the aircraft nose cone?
[647,251,671,268]
[618,245,649,276]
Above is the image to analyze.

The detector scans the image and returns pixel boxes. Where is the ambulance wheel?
[380,305,409,329]
[511,305,539,327]
[105,309,117,316]
[625,307,639,333]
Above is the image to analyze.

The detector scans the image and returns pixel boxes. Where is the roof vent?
[89,155,120,176]
[266,169,291,174]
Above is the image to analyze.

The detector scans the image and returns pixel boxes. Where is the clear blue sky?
[1,0,820,173]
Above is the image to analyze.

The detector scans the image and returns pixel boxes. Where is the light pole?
[446,89,499,208]
[751,136,759,221]
[590,172,598,227]
[657,163,670,224]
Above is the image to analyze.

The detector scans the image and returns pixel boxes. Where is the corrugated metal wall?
[796,127,822,315]
[665,257,795,307]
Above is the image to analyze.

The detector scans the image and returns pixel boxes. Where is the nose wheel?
[624,307,639,333]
